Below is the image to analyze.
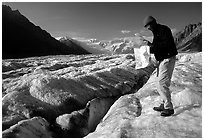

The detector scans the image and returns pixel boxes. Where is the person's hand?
[143,39,152,46]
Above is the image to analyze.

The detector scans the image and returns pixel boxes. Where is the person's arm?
[143,39,154,54]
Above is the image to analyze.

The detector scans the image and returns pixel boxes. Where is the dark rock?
[174,23,202,52]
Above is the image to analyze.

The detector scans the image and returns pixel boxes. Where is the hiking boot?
[161,109,174,117]
[153,104,164,112]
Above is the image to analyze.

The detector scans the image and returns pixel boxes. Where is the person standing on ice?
[142,16,178,116]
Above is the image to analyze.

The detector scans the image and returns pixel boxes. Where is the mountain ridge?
[174,23,202,52]
[57,23,202,54]
[3,4,202,57]
[2,5,90,59]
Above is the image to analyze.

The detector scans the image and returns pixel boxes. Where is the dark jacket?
[150,24,178,61]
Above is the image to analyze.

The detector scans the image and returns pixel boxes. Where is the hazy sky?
[3,2,202,40]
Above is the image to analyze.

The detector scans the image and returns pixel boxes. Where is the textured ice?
[2,52,202,138]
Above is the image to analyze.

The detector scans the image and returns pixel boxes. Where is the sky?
[2,1,202,41]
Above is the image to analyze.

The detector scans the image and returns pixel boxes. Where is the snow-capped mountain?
[57,22,202,55]
[105,37,145,54]
[57,36,145,54]
[57,36,112,54]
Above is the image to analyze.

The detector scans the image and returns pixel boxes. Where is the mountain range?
[2,5,90,59]
[57,36,143,54]
[58,36,112,54]
[58,23,202,54]
[174,23,202,52]
[2,5,202,59]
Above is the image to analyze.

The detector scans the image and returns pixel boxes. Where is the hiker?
[143,16,178,116]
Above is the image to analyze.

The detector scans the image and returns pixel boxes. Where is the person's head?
[143,16,157,31]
